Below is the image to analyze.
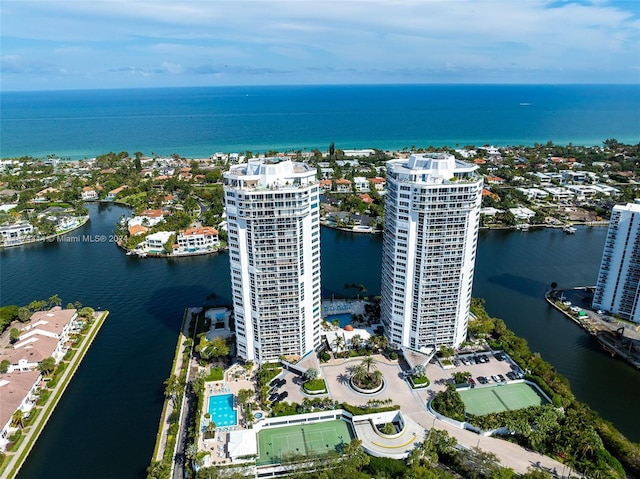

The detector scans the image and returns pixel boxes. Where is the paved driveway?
[320,355,426,414]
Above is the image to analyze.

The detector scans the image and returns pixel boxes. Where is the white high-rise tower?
[380,153,483,352]
[593,201,640,323]
[224,158,322,363]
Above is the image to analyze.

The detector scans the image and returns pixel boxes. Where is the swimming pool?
[325,313,353,328]
[208,394,237,427]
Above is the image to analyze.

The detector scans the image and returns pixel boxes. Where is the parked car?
[497,374,506,382]
[491,375,500,382]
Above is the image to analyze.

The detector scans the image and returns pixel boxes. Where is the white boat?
[563,225,577,234]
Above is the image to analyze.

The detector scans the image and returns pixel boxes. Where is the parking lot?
[447,351,524,387]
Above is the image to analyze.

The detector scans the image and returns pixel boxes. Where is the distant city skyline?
[1,0,639,91]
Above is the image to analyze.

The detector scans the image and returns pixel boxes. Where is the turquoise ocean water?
[1,84,639,159]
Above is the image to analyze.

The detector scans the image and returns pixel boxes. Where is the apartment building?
[593,201,640,323]
[223,158,322,362]
[380,153,483,352]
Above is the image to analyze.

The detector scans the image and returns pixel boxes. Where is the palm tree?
[11,409,25,429]
[163,374,184,408]
[48,294,62,308]
[350,364,367,382]
[332,335,346,356]
[350,334,363,351]
[360,356,377,373]
[37,357,56,375]
[369,334,388,353]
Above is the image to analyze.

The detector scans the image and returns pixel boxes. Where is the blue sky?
[1,0,639,91]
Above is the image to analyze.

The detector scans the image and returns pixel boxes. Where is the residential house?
[0,222,34,242]
[533,172,552,185]
[0,307,80,451]
[320,168,334,179]
[509,207,536,221]
[81,187,99,201]
[516,188,549,200]
[335,160,360,167]
[106,185,128,201]
[561,171,586,184]
[319,179,333,192]
[176,227,219,252]
[145,231,173,252]
[369,177,386,191]
[335,178,352,193]
[485,175,506,185]
[544,187,575,202]
[482,189,500,202]
[128,224,148,236]
[359,193,374,205]
[34,187,58,203]
[353,177,370,192]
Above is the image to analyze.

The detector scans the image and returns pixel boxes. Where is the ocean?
[1,84,639,160]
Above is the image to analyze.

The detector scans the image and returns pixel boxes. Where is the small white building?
[145,231,173,252]
[517,188,549,200]
[544,187,574,202]
[509,207,536,221]
[342,149,375,157]
[0,222,34,242]
[353,176,370,192]
[592,184,619,197]
[81,187,99,201]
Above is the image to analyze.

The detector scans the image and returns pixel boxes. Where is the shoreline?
[117,241,228,259]
[319,220,609,236]
[545,289,640,370]
[0,215,90,249]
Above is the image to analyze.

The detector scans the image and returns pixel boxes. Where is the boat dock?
[546,288,640,370]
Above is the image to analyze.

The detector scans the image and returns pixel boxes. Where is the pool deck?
[200,366,257,465]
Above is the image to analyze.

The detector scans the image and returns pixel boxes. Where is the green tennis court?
[459,382,549,416]
[257,420,352,465]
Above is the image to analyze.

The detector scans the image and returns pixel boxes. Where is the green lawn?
[256,420,352,466]
[459,382,549,416]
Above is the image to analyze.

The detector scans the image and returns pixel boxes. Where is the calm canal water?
[1,204,637,479]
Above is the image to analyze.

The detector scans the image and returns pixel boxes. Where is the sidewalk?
[153,308,197,462]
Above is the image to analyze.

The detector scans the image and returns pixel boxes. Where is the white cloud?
[1,0,638,89]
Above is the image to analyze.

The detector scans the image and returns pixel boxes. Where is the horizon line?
[2,82,639,94]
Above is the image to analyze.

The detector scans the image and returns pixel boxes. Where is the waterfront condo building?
[593,201,640,323]
[223,158,322,362]
[381,153,483,352]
